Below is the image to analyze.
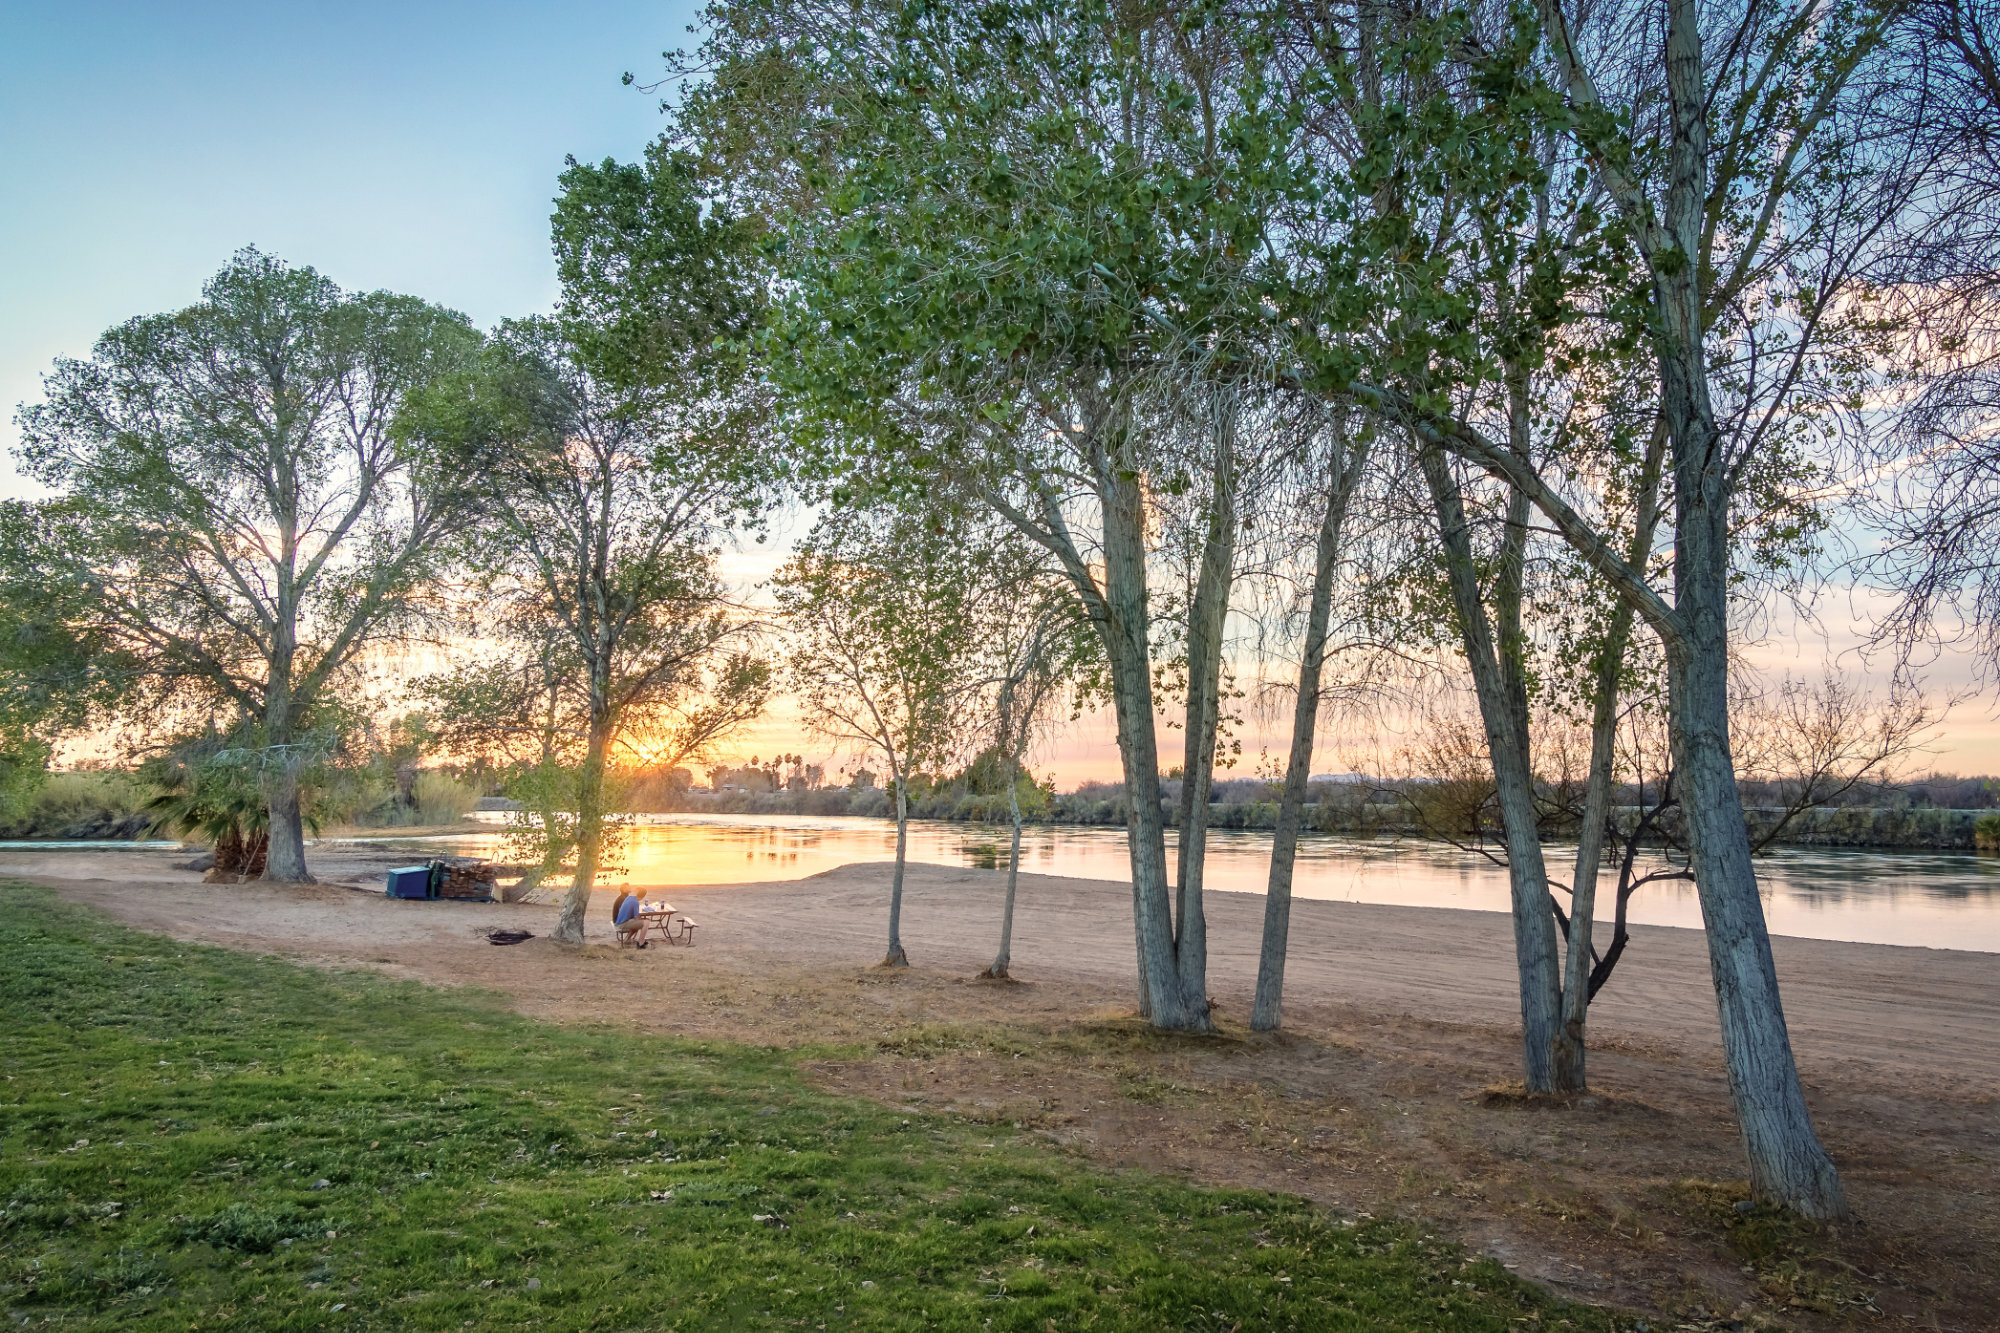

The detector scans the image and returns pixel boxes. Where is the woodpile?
[439,861,498,900]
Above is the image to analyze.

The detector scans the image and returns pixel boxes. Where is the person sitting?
[612,890,648,948]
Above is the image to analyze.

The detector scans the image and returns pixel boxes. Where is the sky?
[0,0,693,484]
[4,1,1998,782]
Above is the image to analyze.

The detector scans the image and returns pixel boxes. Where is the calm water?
[326,811,2000,954]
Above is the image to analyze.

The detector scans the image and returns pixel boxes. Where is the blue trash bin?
[386,865,433,899]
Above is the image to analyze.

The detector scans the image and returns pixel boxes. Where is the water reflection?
[337,812,2000,953]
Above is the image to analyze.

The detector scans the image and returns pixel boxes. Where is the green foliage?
[139,741,280,847]
[0,503,134,813]
[495,760,632,878]
[408,772,481,827]
[0,772,149,841]
[776,508,989,790]
[0,884,1630,1331]
[0,732,52,825]
[10,249,483,735]
[552,144,766,405]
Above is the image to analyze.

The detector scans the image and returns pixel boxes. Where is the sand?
[6,843,1997,1329]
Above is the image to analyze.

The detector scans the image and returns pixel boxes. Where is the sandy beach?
[6,843,1996,1329]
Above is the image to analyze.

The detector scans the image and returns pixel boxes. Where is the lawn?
[0,883,1632,1330]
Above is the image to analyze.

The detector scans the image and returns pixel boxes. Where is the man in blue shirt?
[612,890,648,948]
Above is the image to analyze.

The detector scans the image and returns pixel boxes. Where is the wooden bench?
[667,916,697,946]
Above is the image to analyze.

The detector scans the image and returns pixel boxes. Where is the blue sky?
[0,0,700,492]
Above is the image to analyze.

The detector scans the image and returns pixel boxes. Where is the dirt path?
[11,846,1997,1330]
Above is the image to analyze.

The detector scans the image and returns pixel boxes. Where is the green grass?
[0,883,1632,1330]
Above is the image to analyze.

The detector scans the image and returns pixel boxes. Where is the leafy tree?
[403,142,775,937]
[1274,0,1917,1211]
[0,502,125,818]
[970,529,1097,981]
[411,317,769,941]
[683,0,1309,1030]
[1394,0,1911,1216]
[776,507,989,967]
[9,248,482,882]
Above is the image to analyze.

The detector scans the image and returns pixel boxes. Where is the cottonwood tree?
[681,0,1311,1030]
[1251,407,1376,1030]
[776,507,988,967]
[413,608,767,902]
[413,316,769,942]
[1445,0,1906,1214]
[413,142,774,938]
[1228,0,1911,1212]
[974,538,1097,981]
[10,249,481,882]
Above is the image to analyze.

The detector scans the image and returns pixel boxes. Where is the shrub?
[0,771,150,840]
[412,770,480,825]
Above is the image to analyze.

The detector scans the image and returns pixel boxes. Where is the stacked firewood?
[439,861,498,900]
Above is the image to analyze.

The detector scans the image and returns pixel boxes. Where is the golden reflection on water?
[340,812,2000,952]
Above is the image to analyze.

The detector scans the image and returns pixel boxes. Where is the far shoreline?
[3,840,1997,957]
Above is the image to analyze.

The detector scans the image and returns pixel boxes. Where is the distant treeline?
[626,772,2000,851]
[11,767,2000,852]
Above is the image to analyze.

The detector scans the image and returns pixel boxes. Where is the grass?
[1670,1180,1877,1318]
[0,883,1637,1331]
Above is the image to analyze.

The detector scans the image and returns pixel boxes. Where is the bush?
[1975,813,2000,851]
[412,771,480,825]
[0,771,150,841]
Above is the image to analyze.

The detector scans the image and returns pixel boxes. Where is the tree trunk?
[1101,450,1211,1031]
[1172,397,1237,1011]
[555,710,611,944]
[262,762,312,883]
[1560,613,1625,1084]
[986,776,1023,979]
[1645,0,1843,1215]
[1417,444,1565,1092]
[1668,554,1845,1215]
[884,773,911,966]
[1253,422,1366,1032]
[503,822,571,903]
[260,665,314,884]
[1562,419,1667,1079]
[1662,349,1846,1214]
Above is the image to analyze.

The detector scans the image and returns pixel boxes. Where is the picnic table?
[625,900,698,947]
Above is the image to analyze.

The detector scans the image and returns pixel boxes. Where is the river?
[327,811,2000,954]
